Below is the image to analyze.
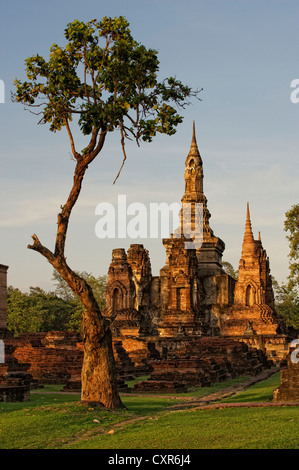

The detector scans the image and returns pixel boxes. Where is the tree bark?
[81,308,124,409]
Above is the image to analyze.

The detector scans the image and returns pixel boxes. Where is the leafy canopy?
[222,261,238,280]
[14,16,200,175]
[272,203,299,331]
[7,272,107,335]
[284,203,299,288]
[52,270,107,331]
[7,286,74,336]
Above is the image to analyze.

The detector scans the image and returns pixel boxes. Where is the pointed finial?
[246,202,250,222]
[192,120,196,143]
[242,202,255,252]
[245,202,253,231]
[188,121,202,162]
[258,231,261,242]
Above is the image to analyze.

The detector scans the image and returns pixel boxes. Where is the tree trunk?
[81,308,124,409]
[27,129,125,410]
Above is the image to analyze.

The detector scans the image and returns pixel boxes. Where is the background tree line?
[273,203,299,330]
[7,271,107,336]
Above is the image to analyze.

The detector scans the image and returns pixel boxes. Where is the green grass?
[181,375,251,398]
[0,387,178,449]
[125,375,150,389]
[0,400,126,449]
[221,372,281,403]
[66,406,299,449]
[0,390,78,413]
[0,373,295,450]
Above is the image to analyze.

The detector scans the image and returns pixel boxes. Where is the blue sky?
[0,0,298,291]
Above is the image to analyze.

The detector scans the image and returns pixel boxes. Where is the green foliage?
[13,16,200,154]
[284,203,299,288]
[272,204,299,331]
[273,278,299,330]
[6,272,107,336]
[222,260,238,280]
[7,286,74,336]
[7,287,44,336]
[52,270,107,331]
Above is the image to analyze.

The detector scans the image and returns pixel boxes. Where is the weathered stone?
[0,264,8,330]
[273,344,299,401]
[0,385,30,402]
[106,124,234,340]
[221,204,291,361]
[134,337,272,393]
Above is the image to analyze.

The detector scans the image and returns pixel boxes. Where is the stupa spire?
[188,121,202,163]
[246,202,254,234]
[241,202,256,256]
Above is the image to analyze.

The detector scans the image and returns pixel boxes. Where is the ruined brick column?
[0,264,8,331]
[273,343,299,402]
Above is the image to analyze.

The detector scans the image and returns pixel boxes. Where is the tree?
[7,287,44,336]
[284,203,299,288]
[272,204,299,331]
[7,286,74,335]
[13,17,200,409]
[272,279,299,330]
[222,261,238,280]
[52,270,107,332]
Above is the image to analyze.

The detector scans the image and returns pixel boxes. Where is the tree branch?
[28,234,57,264]
[64,117,81,160]
[113,121,127,184]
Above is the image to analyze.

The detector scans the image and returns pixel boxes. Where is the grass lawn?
[0,388,178,449]
[66,406,299,449]
[220,372,281,403]
[0,371,297,450]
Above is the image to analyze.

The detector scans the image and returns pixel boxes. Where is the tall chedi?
[159,123,234,337]
[177,122,225,277]
[179,121,212,241]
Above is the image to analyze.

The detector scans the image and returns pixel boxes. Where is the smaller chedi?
[221,203,288,360]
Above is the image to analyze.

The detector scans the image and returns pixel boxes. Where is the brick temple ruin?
[105,124,291,361]
[1,124,297,398]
